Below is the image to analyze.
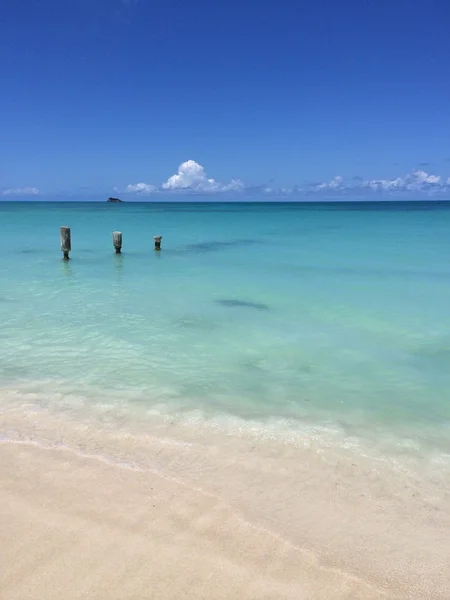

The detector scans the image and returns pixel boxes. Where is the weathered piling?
[60,226,71,260]
[112,231,122,254]
[154,235,162,251]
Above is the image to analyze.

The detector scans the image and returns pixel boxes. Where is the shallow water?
[1,200,450,461]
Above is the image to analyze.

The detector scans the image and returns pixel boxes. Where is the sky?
[1,0,450,200]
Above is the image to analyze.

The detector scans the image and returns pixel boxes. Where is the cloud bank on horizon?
[1,187,40,197]
[312,170,445,195]
[124,161,450,198]
[2,163,450,199]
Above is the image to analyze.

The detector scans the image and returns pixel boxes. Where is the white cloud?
[314,176,345,191]
[126,182,156,194]
[2,186,40,196]
[162,160,244,193]
[125,160,244,195]
[312,170,446,195]
[416,171,440,184]
[361,170,442,192]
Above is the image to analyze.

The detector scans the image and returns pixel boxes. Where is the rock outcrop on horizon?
[107,197,123,203]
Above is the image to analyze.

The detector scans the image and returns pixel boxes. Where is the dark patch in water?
[216,299,269,310]
[19,249,40,254]
[187,239,259,253]
[240,358,266,373]
[410,341,450,372]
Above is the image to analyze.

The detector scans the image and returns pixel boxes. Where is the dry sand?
[1,406,449,599]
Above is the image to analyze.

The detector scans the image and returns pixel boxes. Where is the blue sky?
[2,0,450,200]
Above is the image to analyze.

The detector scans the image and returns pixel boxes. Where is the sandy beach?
[0,443,391,600]
[1,405,449,599]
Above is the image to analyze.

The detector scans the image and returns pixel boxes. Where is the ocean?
[1,200,450,461]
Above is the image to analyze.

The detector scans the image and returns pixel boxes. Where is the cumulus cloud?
[125,160,244,195]
[2,187,40,196]
[314,176,345,191]
[311,170,446,195]
[162,160,244,192]
[126,182,156,194]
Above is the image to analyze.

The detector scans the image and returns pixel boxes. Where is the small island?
[107,197,124,203]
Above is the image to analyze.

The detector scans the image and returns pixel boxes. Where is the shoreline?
[1,405,450,599]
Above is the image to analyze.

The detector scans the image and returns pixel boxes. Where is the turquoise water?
[1,201,450,456]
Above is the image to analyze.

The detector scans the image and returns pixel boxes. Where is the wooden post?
[154,235,162,251]
[112,231,122,254]
[60,226,71,260]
